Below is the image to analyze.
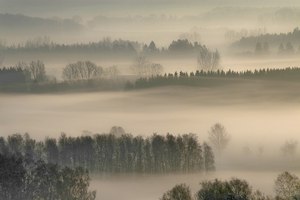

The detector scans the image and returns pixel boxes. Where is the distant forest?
[0,132,214,174]
[1,64,300,92]
[232,27,300,54]
[132,67,300,89]
[0,37,213,59]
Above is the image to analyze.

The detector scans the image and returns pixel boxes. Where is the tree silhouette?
[208,123,230,155]
[63,61,103,81]
[196,178,252,200]
[161,184,193,200]
[275,172,300,200]
[197,46,220,71]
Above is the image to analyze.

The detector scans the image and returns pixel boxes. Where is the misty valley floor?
[1,84,300,199]
[91,170,300,200]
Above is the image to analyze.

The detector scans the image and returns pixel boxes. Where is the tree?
[166,134,181,172]
[275,172,300,200]
[131,55,164,77]
[281,140,298,157]
[62,61,103,81]
[0,154,26,200]
[255,42,262,54]
[25,60,47,82]
[45,138,59,164]
[7,133,24,156]
[203,142,215,171]
[161,184,193,200]
[286,42,294,54]
[278,43,285,54]
[183,134,202,172]
[131,55,148,76]
[104,65,119,78]
[151,134,166,172]
[197,46,220,71]
[0,50,4,67]
[168,39,194,52]
[208,123,230,155]
[110,126,126,138]
[251,190,272,200]
[263,42,269,54]
[143,41,159,54]
[59,167,96,200]
[148,41,158,52]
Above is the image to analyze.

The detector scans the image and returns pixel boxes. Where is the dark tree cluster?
[132,67,300,89]
[62,61,103,81]
[233,27,300,55]
[1,38,217,59]
[0,60,48,85]
[162,178,270,200]
[0,153,96,200]
[0,66,27,85]
[4,38,140,56]
[197,179,253,200]
[278,42,296,55]
[0,133,215,174]
[0,61,126,93]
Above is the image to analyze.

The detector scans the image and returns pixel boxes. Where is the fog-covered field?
[91,170,300,200]
[1,86,299,139]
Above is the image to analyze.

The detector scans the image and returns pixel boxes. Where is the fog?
[1,0,300,199]
[1,85,300,159]
[1,86,300,198]
[91,170,300,200]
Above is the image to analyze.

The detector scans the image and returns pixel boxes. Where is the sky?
[1,0,300,18]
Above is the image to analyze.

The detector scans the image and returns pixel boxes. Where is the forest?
[231,28,300,55]
[0,131,215,199]
[0,132,214,174]
[0,38,211,58]
[132,67,300,89]
[1,61,300,92]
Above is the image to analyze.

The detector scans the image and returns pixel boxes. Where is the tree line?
[131,67,300,89]
[1,37,218,58]
[0,132,215,174]
[161,171,300,200]
[0,60,125,92]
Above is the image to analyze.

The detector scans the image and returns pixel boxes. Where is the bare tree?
[208,123,230,155]
[24,60,47,82]
[109,126,126,138]
[131,55,163,77]
[104,65,120,78]
[63,61,103,81]
[197,46,220,71]
[148,63,163,77]
[131,55,148,76]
